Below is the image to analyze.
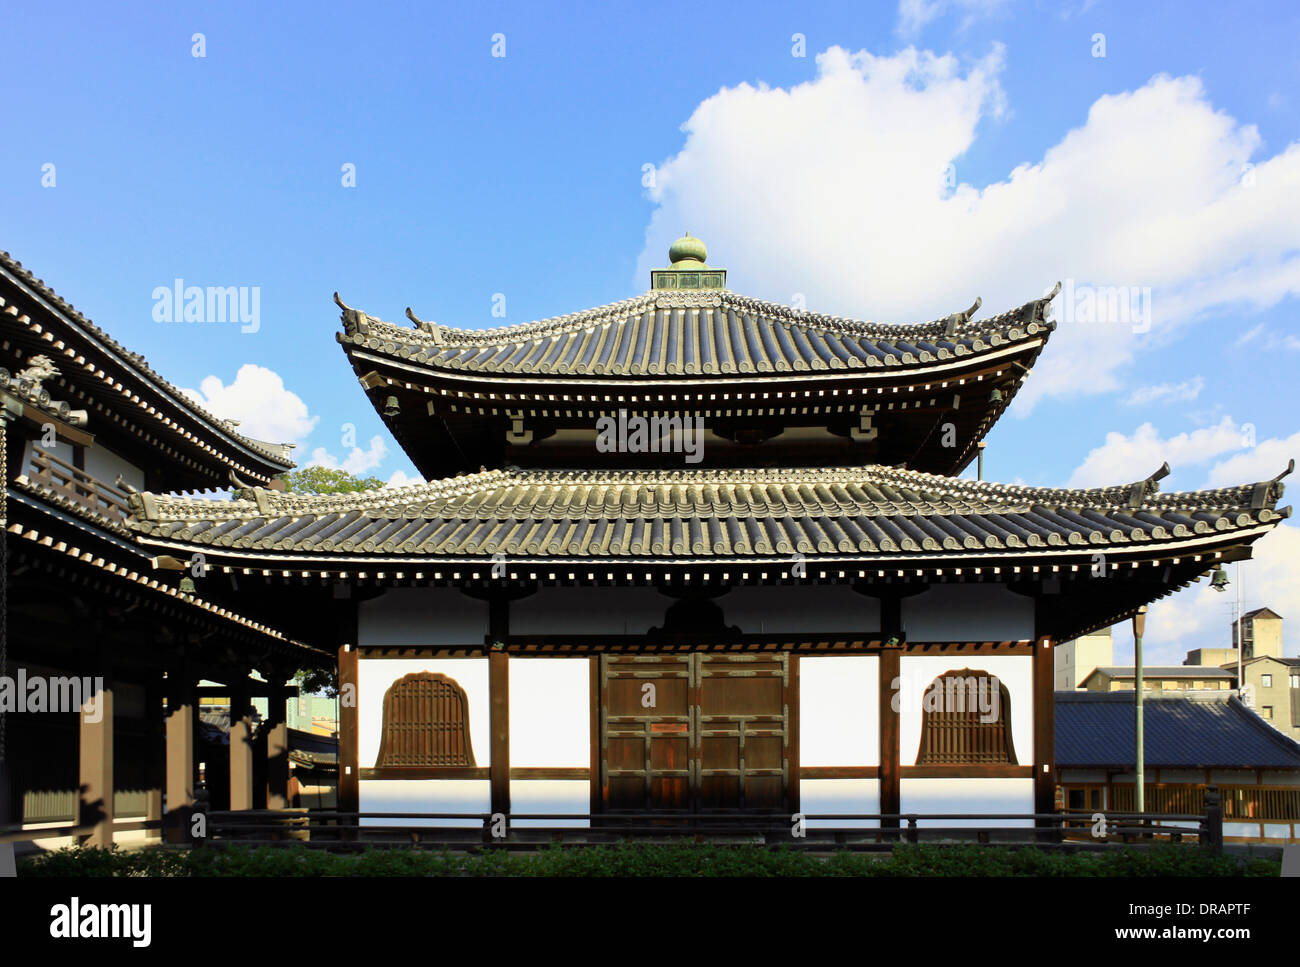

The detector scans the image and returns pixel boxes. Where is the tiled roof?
[336,287,1055,380]
[1055,691,1300,769]
[125,463,1288,561]
[0,250,295,471]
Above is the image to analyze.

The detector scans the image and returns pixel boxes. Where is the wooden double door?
[599,654,793,816]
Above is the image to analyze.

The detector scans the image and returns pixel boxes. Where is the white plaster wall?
[22,438,73,474]
[357,658,489,768]
[510,586,668,635]
[83,444,144,492]
[359,780,489,827]
[901,585,1034,641]
[509,659,588,767]
[359,588,486,646]
[799,656,878,766]
[724,585,880,634]
[799,780,880,828]
[898,655,1033,768]
[900,778,1035,826]
[509,780,589,827]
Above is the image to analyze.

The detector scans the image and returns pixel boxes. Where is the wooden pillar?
[228,679,254,811]
[488,593,510,819]
[337,641,359,819]
[265,678,289,811]
[78,655,114,847]
[1033,634,1056,821]
[589,656,601,818]
[879,637,902,830]
[145,675,163,839]
[165,663,195,843]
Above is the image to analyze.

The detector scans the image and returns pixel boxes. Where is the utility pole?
[1133,606,1148,815]
[1236,561,1244,697]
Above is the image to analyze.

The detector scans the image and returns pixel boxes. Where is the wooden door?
[598,654,792,816]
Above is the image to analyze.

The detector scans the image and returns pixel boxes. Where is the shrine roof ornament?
[125,461,1290,563]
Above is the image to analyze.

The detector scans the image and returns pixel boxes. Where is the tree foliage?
[279,466,384,494]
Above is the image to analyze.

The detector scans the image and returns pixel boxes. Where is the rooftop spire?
[652,232,726,291]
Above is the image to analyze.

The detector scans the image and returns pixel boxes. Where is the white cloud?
[308,435,388,476]
[182,363,317,446]
[1067,417,1246,488]
[385,469,422,489]
[897,0,1008,35]
[1203,429,1300,488]
[638,48,1300,412]
[1123,376,1204,406]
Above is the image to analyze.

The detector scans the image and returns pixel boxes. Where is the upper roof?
[0,250,295,486]
[1055,690,1300,769]
[337,286,1054,382]
[126,461,1288,563]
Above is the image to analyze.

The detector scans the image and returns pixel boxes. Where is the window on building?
[915,668,1017,765]
[1290,674,1299,690]
[375,671,476,767]
[1262,706,1274,720]
[1262,674,1273,688]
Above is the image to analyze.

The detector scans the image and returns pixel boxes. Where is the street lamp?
[1133,606,1148,814]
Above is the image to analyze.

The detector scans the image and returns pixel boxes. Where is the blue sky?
[3,0,1298,660]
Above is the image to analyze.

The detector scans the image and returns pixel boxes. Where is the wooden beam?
[165,661,195,844]
[337,637,360,819]
[590,656,601,818]
[1033,634,1056,821]
[489,592,510,819]
[879,595,903,827]
[228,679,254,811]
[78,654,113,848]
[265,680,289,810]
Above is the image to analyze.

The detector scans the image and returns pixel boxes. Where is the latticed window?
[915,668,1017,765]
[375,672,476,767]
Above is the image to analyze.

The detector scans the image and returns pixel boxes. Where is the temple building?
[5,236,1291,842]
[114,235,1292,831]
[0,250,327,845]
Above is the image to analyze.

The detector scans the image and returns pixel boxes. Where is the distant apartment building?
[1080,666,1236,692]
[1233,607,1284,660]
[1055,627,1113,690]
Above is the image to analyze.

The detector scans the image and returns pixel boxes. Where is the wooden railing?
[24,449,132,523]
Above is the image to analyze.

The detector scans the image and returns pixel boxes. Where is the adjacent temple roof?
[0,250,296,487]
[1055,691,1300,769]
[126,462,1288,564]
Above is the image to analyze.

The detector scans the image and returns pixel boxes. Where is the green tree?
[279,466,385,494]
[278,468,385,695]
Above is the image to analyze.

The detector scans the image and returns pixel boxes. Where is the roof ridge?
[340,287,1057,349]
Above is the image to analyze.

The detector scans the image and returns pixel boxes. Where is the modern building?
[1080,665,1237,692]
[1185,647,1239,668]
[1236,655,1300,740]
[1054,627,1113,690]
[117,234,1292,830]
[1056,690,1300,843]
[1233,606,1284,660]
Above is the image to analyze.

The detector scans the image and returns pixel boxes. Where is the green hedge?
[17,842,1281,877]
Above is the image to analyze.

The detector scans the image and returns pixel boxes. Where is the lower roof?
[125,462,1289,567]
[1055,690,1300,769]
